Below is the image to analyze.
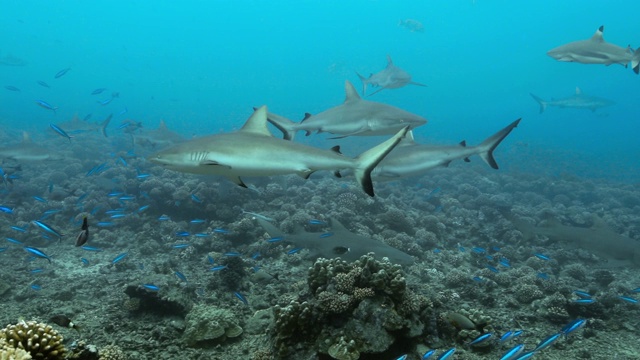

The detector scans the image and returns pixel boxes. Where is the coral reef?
[0,320,65,360]
[182,305,243,346]
[98,344,127,360]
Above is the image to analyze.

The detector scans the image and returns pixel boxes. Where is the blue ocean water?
[2,1,638,181]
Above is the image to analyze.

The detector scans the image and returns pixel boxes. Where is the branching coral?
[0,320,65,360]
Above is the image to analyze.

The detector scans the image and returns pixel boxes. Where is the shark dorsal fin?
[591,26,604,43]
[240,106,271,136]
[386,55,394,67]
[22,131,32,143]
[159,120,168,131]
[329,217,349,233]
[344,81,361,103]
[575,87,582,95]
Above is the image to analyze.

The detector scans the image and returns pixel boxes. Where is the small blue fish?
[421,349,436,359]
[287,248,302,255]
[175,231,190,237]
[137,205,150,213]
[11,226,27,233]
[0,247,7,253]
[36,100,58,113]
[191,194,202,203]
[136,174,150,179]
[498,258,511,267]
[54,67,71,78]
[268,236,285,243]
[194,233,210,237]
[319,232,334,238]
[172,243,190,249]
[119,195,135,201]
[50,123,72,140]
[32,220,63,238]
[472,247,486,254]
[83,113,92,121]
[24,246,51,263]
[234,292,248,305]
[486,265,499,273]
[308,219,326,225]
[224,251,241,257]
[6,237,23,245]
[30,284,42,291]
[118,157,128,167]
[158,215,171,221]
[512,351,535,360]
[81,245,103,252]
[534,253,550,261]
[537,272,549,280]
[574,290,592,299]
[141,284,159,291]
[190,219,206,224]
[91,88,107,95]
[81,258,90,266]
[561,319,586,336]
[213,228,230,234]
[395,355,407,360]
[500,331,514,342]
[5,85,20,91]
[499,344,524,360]
[175,270,187,282]
[618,296,638,304]
[29,268,44,274]
[533,332,561,352]
[469,332,492,346]
[37,81,50,88]
[111,252,128,264]
[97,222,114,227]
[436,348,455,360]
[573,299,595,304]
[33,196,48,203]
[110,214,127,219]
[251,252,261,260]
[632,287,640,293]
[0,206,13,214]
[207,255,215,264]
[97,97,113,106]
[209,265,228,272]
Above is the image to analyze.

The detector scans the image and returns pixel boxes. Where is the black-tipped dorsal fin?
[575,87,582,95]
[386,54,394,67]
[302,113,313,121]
[344,80,361,103]
[459,140,467,147]
[330,145,342,154]
[240,105,272,136]
[591,26,604,42]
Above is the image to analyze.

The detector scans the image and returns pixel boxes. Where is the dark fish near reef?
[75,217,89,247]
[50,315,80,333]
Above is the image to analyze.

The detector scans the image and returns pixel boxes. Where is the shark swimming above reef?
[547,25,640,74]
[148,106,408,197]
[356,55,427,96]
[256,217,414,265]
[530,87,615,113]
[0,132,62,162]
[511,214,640,267]
[266,80,426,141]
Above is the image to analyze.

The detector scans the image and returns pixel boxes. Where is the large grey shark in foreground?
[0,132,62,161]
[148,106,408,196]
[256,217,414,265]
[530,87,615,113]
[364,119,520,180]
[266,80,426,140]
[547,25,640,74]
[356,55,426,96]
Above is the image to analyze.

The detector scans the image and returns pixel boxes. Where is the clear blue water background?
[2,0,639,181]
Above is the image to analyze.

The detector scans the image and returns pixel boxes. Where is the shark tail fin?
[353,127,408,196]
[101,114,112,137]
[530,94,547,113]
[356,72,368,95]
[632,48,640,74]
[477,119,521,169]
[265,111,297,141]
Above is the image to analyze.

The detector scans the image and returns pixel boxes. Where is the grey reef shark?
[530,87,615,113]
[0,132,62,161]
[256,217,414,265]
[511,214,640,267]
[131,120,187,151]
[547,25,640,74]
[363,119,520,180]
[148,106,408,197]
[266,80,426,140]
[356,55,427,96]
[57,113,112,137]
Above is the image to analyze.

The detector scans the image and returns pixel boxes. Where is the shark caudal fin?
[356,72,369,96]
[477,119,521,169]
[264,111,297,141]
[632,48,640,74]
[354,126,408,196]
[529,94,547,113]
[100,114,112,137]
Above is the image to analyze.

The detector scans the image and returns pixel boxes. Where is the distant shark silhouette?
[530,87,615,113]
[256,217,414,265]
[57,113,111,137]
[132,120,187,151]
[0,132,62,162]
[547,25,640,74]
[266,80,426,140]
[356,55,426,96]
[511,214,640,267]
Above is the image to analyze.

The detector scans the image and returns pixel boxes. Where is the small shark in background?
[266,80,426,140]
[361,119,520,180]
[547,25,640,74]
[0,132,63,162]
[510,214,640,267]
[131,120,186,151]
[356,55,427,96]
[56,113,112,137]
[530,87,615,113]
[148,106,408,197]
[256,217,414,265]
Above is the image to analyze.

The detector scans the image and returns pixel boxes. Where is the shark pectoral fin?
[199,160,232,169]
[367,87,385,96]
[297,170,315,179]
[227,176,247,188]
[409,81,427,87]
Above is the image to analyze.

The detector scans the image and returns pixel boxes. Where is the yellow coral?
[98,344,127,360]
[0,320,65,360]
